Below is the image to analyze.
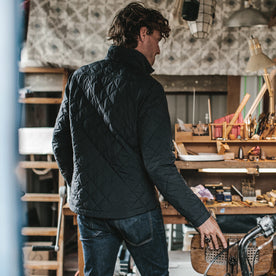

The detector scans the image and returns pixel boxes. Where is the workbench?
[63,126,276,274]
[63,200,276,276]
[160,200,276,224]
[63,134,276,274]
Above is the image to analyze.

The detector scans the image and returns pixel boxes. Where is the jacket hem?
[69,202,160,220]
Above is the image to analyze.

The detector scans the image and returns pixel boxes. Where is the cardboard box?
[23,242,51,276]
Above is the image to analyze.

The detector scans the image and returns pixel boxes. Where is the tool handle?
[32,186,66,253]
[32,245,56,251]
[226,93,250,137]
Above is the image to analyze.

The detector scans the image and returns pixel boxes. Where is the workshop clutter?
[175,88,276,141]
[191,183,232,204]
[211,115,276,141]
[176,119,210,138]
[257,190,276,208]
[191,183,276,208]
[174,128,276,161]
[213,112,244,139]
[176,116,276,141]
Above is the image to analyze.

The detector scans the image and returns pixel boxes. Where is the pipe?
[32,186,66,252]
[239,226,263,276]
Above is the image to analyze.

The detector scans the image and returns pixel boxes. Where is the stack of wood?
[257,190,276,207]
[216,141,235,159]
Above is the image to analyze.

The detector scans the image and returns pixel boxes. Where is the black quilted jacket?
[52,46,210,227]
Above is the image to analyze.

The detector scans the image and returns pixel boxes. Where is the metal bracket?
[227,238,239,276]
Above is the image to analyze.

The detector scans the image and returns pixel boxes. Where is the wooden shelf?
[175,160,276,169]
[176,137,276,144]
[206,204,276,215]
[174,128,276,169]
[173,125,276,228]
[20,67,67,74]
[21,193,60,202]
[20,67,68,276]
[160,201,276,224]
[22,227,57,236]
[19,98,62,104]
[19,161,59,169]
[24,260,58,270]
[63,203,74,216]
[152,75,227,93]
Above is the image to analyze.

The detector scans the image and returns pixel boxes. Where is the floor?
[63,250,203,276]
[168,250,203,276]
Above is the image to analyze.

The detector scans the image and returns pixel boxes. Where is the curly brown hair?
[108,2,170,48]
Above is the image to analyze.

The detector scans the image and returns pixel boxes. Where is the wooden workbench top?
[175,159,276,169]
[63,201,276,225]
[160,200,276,224]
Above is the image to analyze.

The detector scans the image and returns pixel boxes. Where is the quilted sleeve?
[138,81,210,227]
[52,77,73,186]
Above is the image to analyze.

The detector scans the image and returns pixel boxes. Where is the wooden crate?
[23,242,52,276]
[174,123,211,142]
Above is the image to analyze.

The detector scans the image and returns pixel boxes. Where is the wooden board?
[22,227,57,236]
[161,201,276,216]
[175,160,276,169]
[20,67,67,74]
[19,98,62,104]
[19,161,59,169]
[21,193,60,202]
[227,76,241,114]
[152,75,227,93]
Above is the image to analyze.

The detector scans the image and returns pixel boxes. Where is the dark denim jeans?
[77,207,169,276]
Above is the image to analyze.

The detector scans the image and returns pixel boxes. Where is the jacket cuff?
[191,211,211,228]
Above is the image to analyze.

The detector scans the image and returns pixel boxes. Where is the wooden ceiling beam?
[152,75,227,93]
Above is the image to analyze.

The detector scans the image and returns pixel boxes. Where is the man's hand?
[197,216,227,250]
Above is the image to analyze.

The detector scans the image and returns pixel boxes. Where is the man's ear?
[139,26,148,42]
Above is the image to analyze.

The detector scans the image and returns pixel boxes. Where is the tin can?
[223,186,232,202]
[216,189,224,202]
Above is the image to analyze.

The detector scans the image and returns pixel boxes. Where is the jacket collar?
[106,45,154,75]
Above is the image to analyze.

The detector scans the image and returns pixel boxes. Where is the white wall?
[0,1,23,275]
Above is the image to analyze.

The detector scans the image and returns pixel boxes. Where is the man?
[52,2,226,275]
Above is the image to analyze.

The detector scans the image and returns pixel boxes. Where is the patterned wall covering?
[24,0,276,75]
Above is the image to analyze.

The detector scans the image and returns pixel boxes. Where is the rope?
[30,154,52,175]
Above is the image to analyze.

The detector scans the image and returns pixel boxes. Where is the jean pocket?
[77,215,108,240]
[118,211,153,247]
